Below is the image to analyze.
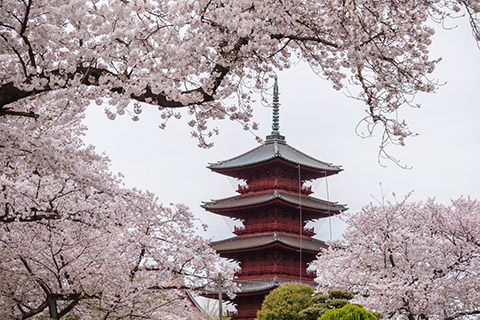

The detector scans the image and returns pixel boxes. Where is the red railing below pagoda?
[236,263,315,280]
[227,309,258,319]
[236,181,313,195]
[234,224,315,237]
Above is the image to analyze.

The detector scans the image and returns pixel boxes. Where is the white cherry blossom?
[1,0,479,148]
[314,197,480,320]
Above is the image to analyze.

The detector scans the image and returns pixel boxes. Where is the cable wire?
[298,164,302,282]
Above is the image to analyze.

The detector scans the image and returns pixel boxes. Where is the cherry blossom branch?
[0,33,28,77]
[445,310,480,320]
[19,256,52,296]
[0,61,233,117]
[270,34,339,48]
[17,300,48,319]
[460,0,480,47]
[19,0,36,69]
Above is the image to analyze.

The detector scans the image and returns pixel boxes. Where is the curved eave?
[212,158,342,181]
[202,277,316,298]
[234,278,316,295]
[208,141,342,179]
[202,191,347,218]
[216,242,323,256]
[204,200,346,220]
[211,233,326,254]
[202,287,274,299]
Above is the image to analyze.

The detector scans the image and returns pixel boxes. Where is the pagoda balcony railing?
[236,264,315,279]
[227,309,257,318]
[234,224,315,237]
[237,183,313,195]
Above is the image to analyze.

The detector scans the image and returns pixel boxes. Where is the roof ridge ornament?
[272,75,280,135]
[266,75,286,143]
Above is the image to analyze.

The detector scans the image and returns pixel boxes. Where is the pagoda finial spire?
[266,75,285,143]
[271,75,280,136]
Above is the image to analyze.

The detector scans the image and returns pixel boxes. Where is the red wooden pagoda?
[203,77,346,320]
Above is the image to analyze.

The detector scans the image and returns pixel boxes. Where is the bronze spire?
[266,75,285,142]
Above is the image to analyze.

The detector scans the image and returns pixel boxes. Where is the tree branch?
[58,299,80,318]
[0,107,38,119]
[19,300,48,320]
[19,256,52,296]
[445,310,480,320]
[270,33,338,48]
[19,0,36,68]
[0,62,231,112]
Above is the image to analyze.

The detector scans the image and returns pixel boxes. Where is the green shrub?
[327,290,354,300]
[318,304,378,320]
[299,303,329,320]
[257,284,378,320]
[257,283,314,320]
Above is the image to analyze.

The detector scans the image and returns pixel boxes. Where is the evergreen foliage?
[256,284,358,320]
[257,283,314,320]
[319,304,377,320]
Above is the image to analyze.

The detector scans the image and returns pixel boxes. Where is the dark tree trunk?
[47,295,59,319]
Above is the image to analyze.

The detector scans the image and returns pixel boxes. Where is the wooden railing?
[236,181,313,195]
[234,224,315,237]
[227,309,258,318]
[236,263,315,279]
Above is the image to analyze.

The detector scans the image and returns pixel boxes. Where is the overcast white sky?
[84,18,480,242]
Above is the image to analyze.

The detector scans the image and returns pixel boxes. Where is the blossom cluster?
[314,197,480,320]
[1,0,478,149]
[0,99,236,319]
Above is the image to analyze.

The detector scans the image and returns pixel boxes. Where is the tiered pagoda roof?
[211,232,327,254]
[233,277,315,295]
[208,76,342,182]
[208,138,342,180]
[202,76,346,320]
[202,190,345,219]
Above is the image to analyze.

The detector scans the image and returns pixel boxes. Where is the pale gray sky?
[84,18,480,242]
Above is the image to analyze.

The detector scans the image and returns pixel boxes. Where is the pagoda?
[203,77,346,320]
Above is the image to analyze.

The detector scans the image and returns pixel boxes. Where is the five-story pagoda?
[203,77,346,320]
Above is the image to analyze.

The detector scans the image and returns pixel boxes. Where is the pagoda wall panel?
[234,205,315,236]
[234,249,314,281]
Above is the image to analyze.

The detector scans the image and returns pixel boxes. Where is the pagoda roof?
[208,139,342,178]
[203,277,315,297]
[208,76,343,180]
[234,277,315,294]
[202,190,346,214]
[211,232,327,253]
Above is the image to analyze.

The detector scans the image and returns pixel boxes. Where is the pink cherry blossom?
[313,197,480,320]
[0,101,236,319]
[0,0,478,149]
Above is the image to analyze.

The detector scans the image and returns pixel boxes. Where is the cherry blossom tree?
[0,100,236,319]
[1,0,479,150]
[1,0,480,317]
[313,197,480,320]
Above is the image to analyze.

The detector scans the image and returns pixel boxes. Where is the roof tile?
[208,140,341,173]
[211,232,327,252]
[202,190,346,212]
